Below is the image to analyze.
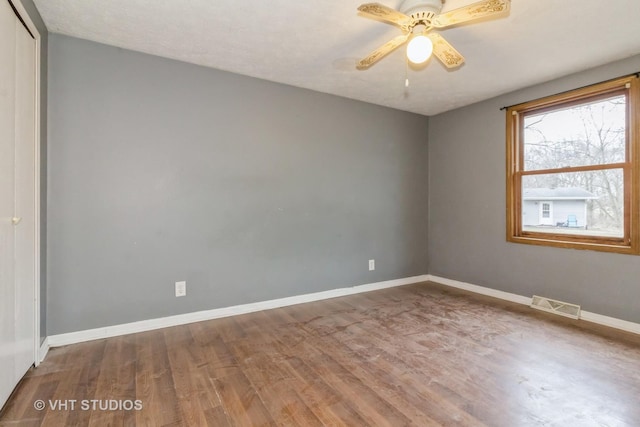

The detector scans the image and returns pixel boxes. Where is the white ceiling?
[33,0,640,116]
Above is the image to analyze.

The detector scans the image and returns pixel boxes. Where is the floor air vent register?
[531,295,581,319]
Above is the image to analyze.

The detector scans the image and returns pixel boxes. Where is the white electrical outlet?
[175,281,186,297]
[369,259,375,271]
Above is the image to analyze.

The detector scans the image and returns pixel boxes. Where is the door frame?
[9,0,41,367]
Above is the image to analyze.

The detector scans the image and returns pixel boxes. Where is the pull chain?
[405,55,409,88]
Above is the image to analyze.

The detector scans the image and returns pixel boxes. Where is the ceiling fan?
[356,0,511,70]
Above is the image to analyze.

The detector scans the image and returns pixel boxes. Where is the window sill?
[507,234,638,255]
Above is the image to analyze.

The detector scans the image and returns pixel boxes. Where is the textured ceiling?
[34,0,640,116]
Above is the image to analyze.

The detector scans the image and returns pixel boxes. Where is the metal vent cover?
[531,295,581,319]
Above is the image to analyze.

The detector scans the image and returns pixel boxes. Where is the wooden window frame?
[506,75,640,254]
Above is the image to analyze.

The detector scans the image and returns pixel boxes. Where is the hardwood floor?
[2,282,640,426]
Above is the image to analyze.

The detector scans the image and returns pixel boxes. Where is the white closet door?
[0,0,18,407]
[13,10,36,381]
[0,0,36,408]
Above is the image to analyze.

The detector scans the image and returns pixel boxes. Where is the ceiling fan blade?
[432,0,510,28]
[358,3,414,31]
[357,33,410,70]
[427,33,465,68]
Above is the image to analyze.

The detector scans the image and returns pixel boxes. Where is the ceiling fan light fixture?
[406,34,433,64]
[356,0,510,70]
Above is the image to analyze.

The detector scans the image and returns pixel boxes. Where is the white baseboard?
[579,310,640,335]
[427,275,532,305]
[38,337,49,364]
[427,274,640,335]
[47,275,429,348]
[44,273,639,351]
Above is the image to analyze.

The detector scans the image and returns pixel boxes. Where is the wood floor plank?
[86,336,137,427]
[164,324,215,426]
[323,297,503,424]
[191,319,276,426]
[250,309,371,426]
[213,372,275,427]
[133,330,182,426]
[226,319,328,426]
[2,282,640,426]
[251,306,415,426]
[283,300,480,426]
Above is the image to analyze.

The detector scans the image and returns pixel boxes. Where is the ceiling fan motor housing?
[400,0,443,18]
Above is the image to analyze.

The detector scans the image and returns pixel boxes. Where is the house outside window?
[506,75,640,254]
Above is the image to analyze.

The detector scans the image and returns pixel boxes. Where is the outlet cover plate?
[175,281,186,297]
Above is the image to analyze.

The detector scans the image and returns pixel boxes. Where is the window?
[506,75,640,254]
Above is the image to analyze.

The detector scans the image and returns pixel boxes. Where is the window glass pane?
[541,203,550,218]
[521,169,624,238]
[523,95,626,171]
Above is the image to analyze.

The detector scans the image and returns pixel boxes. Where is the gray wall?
[16,0,48,342]
[429,54,640,324]
[47,35,429,335]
